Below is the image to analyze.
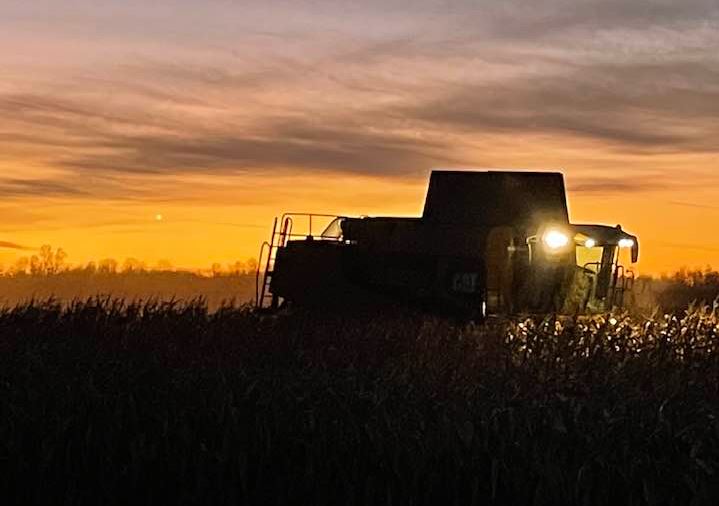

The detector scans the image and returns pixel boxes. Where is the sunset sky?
[1,0,718,274]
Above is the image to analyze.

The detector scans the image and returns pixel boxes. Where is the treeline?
[2,246,718,311]
[0,245,258,309]
[653,267,719,310]
[0,245,258,277]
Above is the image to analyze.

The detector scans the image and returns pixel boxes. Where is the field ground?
[2,299,719,505]
[0,271,256,310]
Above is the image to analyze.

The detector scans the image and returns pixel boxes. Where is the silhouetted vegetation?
[654,268,719,310]
[3,245,718,314]
[2,299,719,505]
[0,245,257,309]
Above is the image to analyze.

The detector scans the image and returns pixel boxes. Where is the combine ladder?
[255,217,293,309]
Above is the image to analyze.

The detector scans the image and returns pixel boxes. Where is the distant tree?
[705,270,719,286]
[84,261,97,274]
[122,258,146,273]
[228,260,246,275]
[98,258,118,274]
[13,257,30,275]
[211,263,223,277]
[156,259,173,271]
[29,255,42,275]
[55,248,68,273]
[245,258,258,274]
[25,245,69,275]
[40,245,54,273]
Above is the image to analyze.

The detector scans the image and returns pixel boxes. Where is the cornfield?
[2,299,719,505]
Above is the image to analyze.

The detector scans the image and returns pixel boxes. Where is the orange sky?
[1,0,718,275]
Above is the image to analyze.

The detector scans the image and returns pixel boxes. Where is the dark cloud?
[113,60,283,95]
[60,120,453,176]
[0,87,456,180]
[402,59,719,153]
[421,0,719,41]
[2,1,718,202]
[568,177,665,195]
[0,179,88,199]
[0,240,31,250]
[669,201,719,210]
[4,53,718,202]
[0,93,188,135]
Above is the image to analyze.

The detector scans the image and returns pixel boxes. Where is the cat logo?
[452,272,479,294]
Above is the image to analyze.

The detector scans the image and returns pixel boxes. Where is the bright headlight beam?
[618,238,635,249]
[585,238,597,248]
[543,230,569,250]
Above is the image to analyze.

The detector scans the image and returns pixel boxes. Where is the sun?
[155,213,164,222]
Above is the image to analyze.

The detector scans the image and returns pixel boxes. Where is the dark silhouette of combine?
[257,170,639,317]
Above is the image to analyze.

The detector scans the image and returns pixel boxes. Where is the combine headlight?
[543,230,570,250]
[584,238,597,248]
[618,238,635,249]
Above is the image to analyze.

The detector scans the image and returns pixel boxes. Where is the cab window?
[577,245,604,273]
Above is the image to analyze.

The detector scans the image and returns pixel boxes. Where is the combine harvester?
[256,171,639,318]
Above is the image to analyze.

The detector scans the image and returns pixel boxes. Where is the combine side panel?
[270,240,359,306]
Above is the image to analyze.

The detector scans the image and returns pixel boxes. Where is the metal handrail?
[255,240,270,307]
[582,261,601,273]
[279,213,347,240]
[580,262,602,310]
[256,217,278,308]
[612,264,625,307]
[624,269,636,292]
[280,216,294,247]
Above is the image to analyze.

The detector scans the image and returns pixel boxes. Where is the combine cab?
[256,171,639,317]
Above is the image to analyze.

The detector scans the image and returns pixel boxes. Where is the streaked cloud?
[0,178,89,199]
[0,241,31,251]
[0,0,717,271]
[404,58,719,153]
[568,178,665,194]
